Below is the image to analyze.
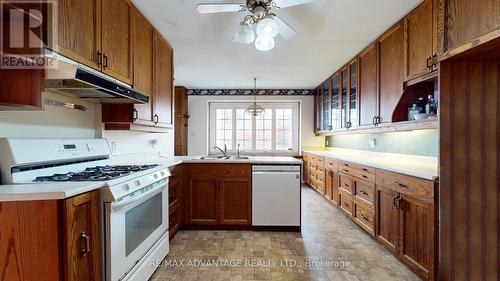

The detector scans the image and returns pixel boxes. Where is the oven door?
[105,179,168,281]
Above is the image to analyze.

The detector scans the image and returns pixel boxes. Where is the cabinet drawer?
[352,169,375,183]
[354,202,375,236]
[339,189,353,216]
[339,174,354,194]
[355,180,375,207]
[340,161,375,174]
[189,164,251,178]
[325,157,339,171]
[376,169,434,201]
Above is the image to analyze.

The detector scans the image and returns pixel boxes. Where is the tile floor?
[151,186,420,281]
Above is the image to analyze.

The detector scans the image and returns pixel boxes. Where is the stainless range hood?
[44,52,148,104]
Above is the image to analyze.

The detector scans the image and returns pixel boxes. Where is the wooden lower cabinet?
[376,174,436,281]
[0,191,100,281]
[62,191,100,281]
[219,178,252,225]
[186,164,252,227]
[168,165,185,238]
[400,195,435,280]
[375,185,399,254]
[187,178,218,225]
[324,157,339,205]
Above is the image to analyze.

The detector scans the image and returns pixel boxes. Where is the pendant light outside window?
[246,78,265,117]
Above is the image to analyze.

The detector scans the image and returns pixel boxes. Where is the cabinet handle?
[372,116,376,126]
[97,51,102,67]
[432,54,438,69]
[362,168,368,172]
[328,170,333,177]
[343,163,349,167]
[80,232,90,257]
[393,194,400,209]
[343,183,349,187]
[395,181,408,188]
[375,116,381,125]
[342,169,349,173]
[359,190,368,196]
[132,109,138,121]
[426,56,431,70]
[103,54,108,69]
[362,174,368,179]
[328,125,333,131]
[361,214,369,221]
[154,114,159,124]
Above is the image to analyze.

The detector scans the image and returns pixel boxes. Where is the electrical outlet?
[151,139,159,149]
[111,142,118,153]
[368,139,376,149]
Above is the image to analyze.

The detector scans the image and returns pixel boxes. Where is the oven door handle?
[111,183,166,210]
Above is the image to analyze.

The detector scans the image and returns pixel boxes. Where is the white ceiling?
[132,0,422,89]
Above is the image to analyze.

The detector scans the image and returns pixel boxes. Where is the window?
[209,102,299,154]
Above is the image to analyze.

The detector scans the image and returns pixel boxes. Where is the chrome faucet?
[237,144,241,158]
[213,144,227,157]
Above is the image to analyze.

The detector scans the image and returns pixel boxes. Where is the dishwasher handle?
[253,171,300,177]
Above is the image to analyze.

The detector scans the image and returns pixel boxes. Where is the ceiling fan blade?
[196,3,244,14]
[273,15,297,40]
[273,0,315,9]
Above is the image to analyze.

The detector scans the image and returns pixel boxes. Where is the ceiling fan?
[196,0,316,51]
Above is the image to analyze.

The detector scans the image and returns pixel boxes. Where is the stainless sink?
[195,155,250,160]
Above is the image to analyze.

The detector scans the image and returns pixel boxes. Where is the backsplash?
[0,92,174,157]
[325,129,438,157]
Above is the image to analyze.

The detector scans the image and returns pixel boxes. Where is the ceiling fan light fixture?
[255,35,275,51]
[256,17,278,38]
[233,22,255,44]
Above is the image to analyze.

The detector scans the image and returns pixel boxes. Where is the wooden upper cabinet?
[219,178,252,225]
[444,0,500,53]
[379,22,404,124]
[348,60,359,127]
[154,31,174,127]
[358,44,378,126]
[404,0,436,80]
[57,0,102,70]
[62,191,100,281]
[131,6,154,125]
[101,0,132,84]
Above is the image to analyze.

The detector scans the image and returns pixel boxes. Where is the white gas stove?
[0,138,170,281]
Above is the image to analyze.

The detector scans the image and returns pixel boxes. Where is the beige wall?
[187,95,324,156]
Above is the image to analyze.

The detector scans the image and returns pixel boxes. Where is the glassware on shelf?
[408,104,422,121]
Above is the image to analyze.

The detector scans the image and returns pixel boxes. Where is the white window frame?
[209,102,300,155]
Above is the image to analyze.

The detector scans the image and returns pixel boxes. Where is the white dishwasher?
[252,165,301,227]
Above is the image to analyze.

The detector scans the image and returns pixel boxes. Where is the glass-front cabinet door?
[330,73,340,130]
[349,60,358,127]
[322,80,331,131]
[315,87,322,133]
[341,67,349,128]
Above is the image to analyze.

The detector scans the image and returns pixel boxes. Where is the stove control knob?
[124,184,130,191]
[153,173,158,179]
[160,171,165,177]
[135,180,141,186]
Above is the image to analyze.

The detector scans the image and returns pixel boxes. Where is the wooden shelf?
[317,119,438,136]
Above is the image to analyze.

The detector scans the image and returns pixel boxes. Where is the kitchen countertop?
[302,148,438,181]
[0,155,302,202]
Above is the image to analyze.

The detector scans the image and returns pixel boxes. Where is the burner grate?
[33,164,159,182]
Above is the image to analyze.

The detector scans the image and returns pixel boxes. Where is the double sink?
[196,155,250,160]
